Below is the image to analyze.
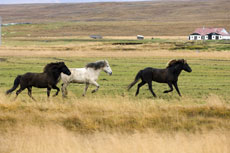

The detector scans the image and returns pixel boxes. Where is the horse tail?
[6,75,21,95]
[128,70,142,91]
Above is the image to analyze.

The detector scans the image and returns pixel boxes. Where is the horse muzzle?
[66,71,71,75]
[105,70,112,75]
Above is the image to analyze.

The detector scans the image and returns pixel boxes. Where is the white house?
[189,28,230,40]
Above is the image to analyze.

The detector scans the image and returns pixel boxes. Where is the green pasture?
[1,56,230,102]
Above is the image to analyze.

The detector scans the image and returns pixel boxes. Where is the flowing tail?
[6,75,21,95]
[127,70,142,91]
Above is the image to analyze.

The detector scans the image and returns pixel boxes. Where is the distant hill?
[0,0,229,36]
[0,0,155,4]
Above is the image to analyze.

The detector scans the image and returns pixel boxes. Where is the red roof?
[193,28,230,36]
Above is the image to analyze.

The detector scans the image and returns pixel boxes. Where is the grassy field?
[0,36,230,152]
[1,55,230,100]
[1,0,230,151]
[1,37,230,100]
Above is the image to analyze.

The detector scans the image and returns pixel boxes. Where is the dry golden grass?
[1,38,230,59]
[0,49,229,59]
[1,92,230,133]
[0,93,230,153]
[0,125,229,153]
[0,75,230,153]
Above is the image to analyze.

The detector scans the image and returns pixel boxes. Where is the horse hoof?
[62,95,68,98]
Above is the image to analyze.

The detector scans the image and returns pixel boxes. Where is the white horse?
[61,60,112,97]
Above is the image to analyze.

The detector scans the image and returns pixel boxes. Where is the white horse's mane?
[85,60,107,70]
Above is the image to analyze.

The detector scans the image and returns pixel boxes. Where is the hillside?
[0,0,229,36]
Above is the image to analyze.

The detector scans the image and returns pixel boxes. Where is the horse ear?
[57,62,65,68]
[181,59,187,64]
[179,59,184,63]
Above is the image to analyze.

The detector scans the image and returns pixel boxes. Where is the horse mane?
[85,60,106,70]
[166,59,186,68]
[43,62,64,73]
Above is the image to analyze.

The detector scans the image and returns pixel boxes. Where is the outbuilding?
[137,35,144,40]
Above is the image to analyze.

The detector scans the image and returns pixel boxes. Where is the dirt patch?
[0,58,7,62]
[112,42,143,45]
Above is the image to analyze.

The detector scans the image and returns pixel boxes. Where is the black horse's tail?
[128,70,142,91]
[6,75,21,95]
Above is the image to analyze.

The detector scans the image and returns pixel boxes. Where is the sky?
[0,0,153,4]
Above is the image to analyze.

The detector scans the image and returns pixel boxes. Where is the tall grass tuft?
[0,93,230,133]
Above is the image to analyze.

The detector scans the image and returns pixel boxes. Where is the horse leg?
[163,83,173,93]
[14,86,25,100]
[52,85,60,97]
[27,87,36,101]
[173,82,181,96]
[91,81,99,93]
[61,83,69,97]
[147,81,157,97]
[47,87,51,97]
[135,81,146,96]
[83,83,89,96]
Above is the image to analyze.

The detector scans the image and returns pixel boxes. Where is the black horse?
[128,59,192,97]
[6,62,71,100]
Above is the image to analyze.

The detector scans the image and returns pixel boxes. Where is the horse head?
[167,59,192,73]
[59,62,71,75]
[44,62,71,76]
[181,59,192,72]
[103,60,112,75]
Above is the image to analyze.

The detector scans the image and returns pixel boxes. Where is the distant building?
[189,28,230,40]
[137,35,144,40]
[2,22,31,26]
[90,35,103,39]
